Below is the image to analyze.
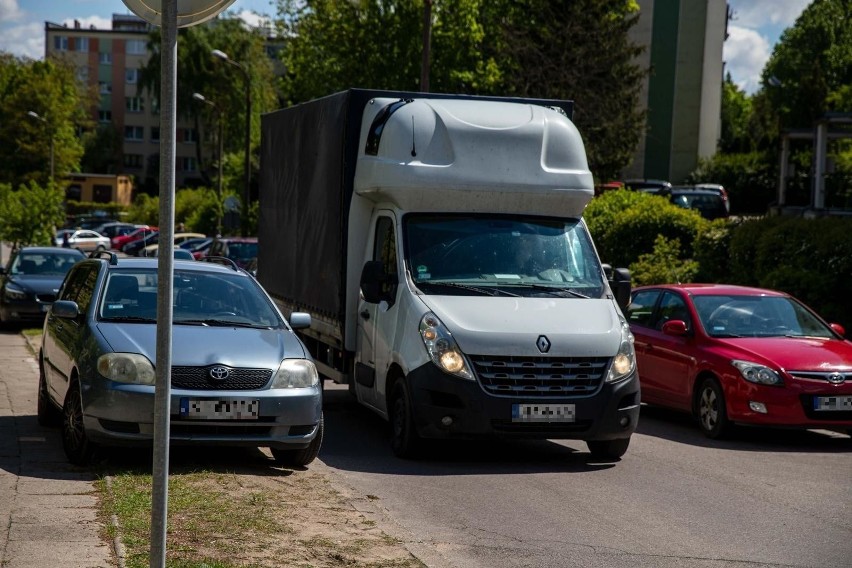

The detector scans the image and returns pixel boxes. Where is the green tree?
[0,181,66,249]
[80,124,124,174]
[0,55,92,187]
[719,73,753,153]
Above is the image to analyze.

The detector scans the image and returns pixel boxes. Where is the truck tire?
[271,414,324,467]
[389,380,422,459]
[586,437,630,460]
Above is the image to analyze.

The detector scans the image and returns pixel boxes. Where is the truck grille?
[469,355,609,397]
[171,366,272,390]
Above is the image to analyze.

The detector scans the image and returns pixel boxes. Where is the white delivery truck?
[258,89,638,459]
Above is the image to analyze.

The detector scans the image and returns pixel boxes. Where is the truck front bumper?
[406,362,640,441]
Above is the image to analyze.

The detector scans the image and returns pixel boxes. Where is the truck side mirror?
[611,268,631,312]
[360,260,399,304]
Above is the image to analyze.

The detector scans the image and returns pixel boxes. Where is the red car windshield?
[693,295,834,339]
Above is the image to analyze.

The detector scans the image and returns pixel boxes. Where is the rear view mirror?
[289,312,311,330]
[360,260,385,304]
[52,300,79,319]
[661,320,688,336]
[830,323,846,337]
[611,268,631,312]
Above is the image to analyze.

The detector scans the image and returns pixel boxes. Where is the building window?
[98,110,112,122]
[76,37,89,52]
[99,52,112,64]
[77,66,89,82]
[125,68,138,84]
[126,39,146,55]
[66,184,82,201]
[125,126,144,141]
[150,97,160,115]
[93,184,113,203]
[151,127,160,142]
[126,96,144,113]
[123,154,143,168]
[181,157,197,172]
[99,81,112,94]
[54,36,68,51]
[182,128,198,143]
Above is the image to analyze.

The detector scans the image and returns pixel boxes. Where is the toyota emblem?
[827,372,845,385]
[536,335,551,354]
[209,366,230,382]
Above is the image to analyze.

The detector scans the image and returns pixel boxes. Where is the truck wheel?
[62,381,97,465]
[389,380,422,459]
[271,414,324,467]
[37,354,60,427]
[696,378,731,439]
[586,437,630,460]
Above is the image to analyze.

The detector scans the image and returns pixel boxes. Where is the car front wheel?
[697,378,731,439]
[62,381,97,465]
[271,414,324,467]
[389,379,422,459]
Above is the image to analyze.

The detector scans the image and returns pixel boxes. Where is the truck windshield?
[403,214,605,298]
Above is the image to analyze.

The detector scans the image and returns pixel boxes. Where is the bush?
[630,235,699,286]
[693,218,735,282]
[684,152,776,214]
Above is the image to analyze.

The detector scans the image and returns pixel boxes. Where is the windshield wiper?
[417,281,520,297]
[102,316,156,323]
[505,283,591,298]
[178,318,268,329]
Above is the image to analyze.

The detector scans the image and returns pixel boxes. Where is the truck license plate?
[179,398,259,420]
[512,404,575,423]
[813,395,852,411]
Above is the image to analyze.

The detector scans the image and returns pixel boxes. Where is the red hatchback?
[627,284,852,438]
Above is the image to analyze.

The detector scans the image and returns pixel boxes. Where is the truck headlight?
[731,360,783,386]
[97,353,156,385]
[420,312,474,380]
[272,359,319,388]
[606,320,636,383]
[3,282,27,301]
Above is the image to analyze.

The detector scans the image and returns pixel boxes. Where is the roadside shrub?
[630,235,699,286]
[684,151,776,214]
[693,218,736,282]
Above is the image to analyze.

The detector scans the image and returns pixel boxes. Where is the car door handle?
[360,309,370,320]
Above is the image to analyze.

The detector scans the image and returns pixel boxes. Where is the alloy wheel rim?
[699,387,717,431]
[64,392,84,449]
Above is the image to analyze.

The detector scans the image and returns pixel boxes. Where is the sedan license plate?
[179,398,259,420]
[512,403,575,423]
[813,395,852,411]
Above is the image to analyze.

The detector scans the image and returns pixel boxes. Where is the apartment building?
[44,14,201,191]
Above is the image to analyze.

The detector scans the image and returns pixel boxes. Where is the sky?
[0,0,812,96]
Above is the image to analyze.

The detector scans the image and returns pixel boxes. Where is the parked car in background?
[207,237,258,268]
[112,226,157,250]
[623,179,673,196]
[54,229,112,252]
[94,222,143,241]
[627,283,852,438]
[154,247,195,260]
[694,183,730,213]
[178,237,211,251]
[39,254,323,466]
[0,247,85,326]
[141,232,206,257]
[191,239,214,260]
[122,231,160,256]
[669,187,729,220]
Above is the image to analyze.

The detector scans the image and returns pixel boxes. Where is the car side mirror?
[52,300,79,319]
[610,267,631,313]
[661,320,688,336]
[289,312,311,330]
[829,323,846,337]
[360,260,398,305]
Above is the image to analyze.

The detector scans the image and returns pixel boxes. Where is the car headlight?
[271,359,319,388]
[97,353,155,385]
[419,312,474,380]
[606,319,636,383]
[3,282,28,301]
[731,360,783,386]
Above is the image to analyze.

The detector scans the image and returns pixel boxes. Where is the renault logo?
[827,372,845,385]
[536,335,551,354]
[209,366,230,382]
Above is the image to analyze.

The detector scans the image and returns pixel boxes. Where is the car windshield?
[10,252,82,275]
[99,269,284,328]
[225,242,258,262]
[404,214,605,298]
[693,295,835,338]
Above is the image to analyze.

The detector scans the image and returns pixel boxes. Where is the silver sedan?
[55,230,112,252]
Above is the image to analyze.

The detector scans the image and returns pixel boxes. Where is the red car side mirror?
[829,323,846,337]
[661,320,689,336]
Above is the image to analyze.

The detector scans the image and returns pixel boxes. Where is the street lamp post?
[193,93,224,235]
[26,110,54,182]
[211,48,251,236]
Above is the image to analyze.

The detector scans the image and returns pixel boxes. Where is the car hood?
[717,336,852,372]
[6,274,65,295]
[417,296,622,357]
[97,323,307,369]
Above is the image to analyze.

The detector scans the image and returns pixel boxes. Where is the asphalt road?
[319,382,852,568]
